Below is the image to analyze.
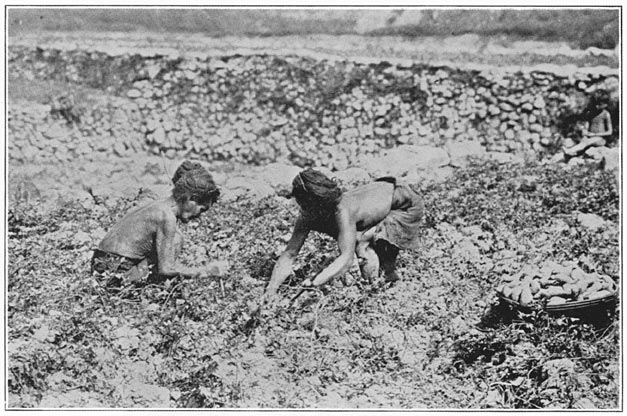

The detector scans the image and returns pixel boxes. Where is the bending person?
[92,161,221,286]
[264,168,424,299]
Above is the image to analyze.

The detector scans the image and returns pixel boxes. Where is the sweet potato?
[519,287,534,307]
[529,279,541,295]
[570,267,588,282]
[582,281,604,297]
[501,274,515,283]
[521,265,542,279]
[585,290,613,300]
[539,276,552,288]
[581,278,596,289]
[502,286,513,298]
[547,296,568,306]
[551,273,574,285]
[510,286,523,302]
[541,260,561,276]
[543,286,567,298]
[562,283,579,298]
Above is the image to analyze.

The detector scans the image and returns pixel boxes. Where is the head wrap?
[172,160,205,185]
[291,168,342,210]
[172,165,220,204]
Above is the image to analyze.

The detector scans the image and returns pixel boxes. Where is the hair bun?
[172,163,220,204]
[172,160,205,184]
[292,168,341,206]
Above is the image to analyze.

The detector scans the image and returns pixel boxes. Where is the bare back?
[98,199,176,260]
[339,181,395,233]
[302,181,394,238]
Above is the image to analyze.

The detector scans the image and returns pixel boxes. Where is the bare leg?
[356,240,379,283]
[174,230,184,258]
[376,240,400,283]
[126,259,150,284]
[145,232,182,284]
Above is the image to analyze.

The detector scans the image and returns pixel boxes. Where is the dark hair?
[172,160,204,184]
[172,168,220,205]
[291,168,342,210]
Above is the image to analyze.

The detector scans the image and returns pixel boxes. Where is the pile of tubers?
[497,261,617,308]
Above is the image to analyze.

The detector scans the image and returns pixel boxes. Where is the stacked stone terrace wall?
[8,45,619,169]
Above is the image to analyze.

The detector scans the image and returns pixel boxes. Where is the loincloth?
[91,249,152,284]
[373,180,425,251]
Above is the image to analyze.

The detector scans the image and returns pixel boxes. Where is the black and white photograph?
[5,4,621,410]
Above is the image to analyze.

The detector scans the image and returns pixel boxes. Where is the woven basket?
[498,291,617,316]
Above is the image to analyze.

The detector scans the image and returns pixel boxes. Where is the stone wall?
[8,45,619,169]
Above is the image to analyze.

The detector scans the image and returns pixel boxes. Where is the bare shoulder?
[343,181,394,204]
[121,198,175,226]
[339,181,394,227]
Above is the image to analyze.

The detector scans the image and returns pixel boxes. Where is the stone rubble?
[7,46,619,180]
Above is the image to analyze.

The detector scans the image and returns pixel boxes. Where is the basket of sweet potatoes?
[496,260,618,314]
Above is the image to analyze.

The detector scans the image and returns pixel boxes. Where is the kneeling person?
[92,161,221,285]
[265,168,424,298]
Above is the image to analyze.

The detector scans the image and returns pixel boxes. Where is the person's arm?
[602,110,613,136]
[581,120,591,137]
[308,207,357,287]
[265,216,310,296]
[155,213,209,279]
